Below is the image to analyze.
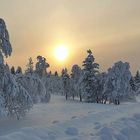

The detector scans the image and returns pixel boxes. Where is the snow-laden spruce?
[81,49,99,102]
[0,18,33,118]
[103,61,135,104]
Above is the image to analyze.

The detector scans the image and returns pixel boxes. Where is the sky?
[0,0,140,74]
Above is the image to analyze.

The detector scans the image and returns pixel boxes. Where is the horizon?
[0,0,140,74]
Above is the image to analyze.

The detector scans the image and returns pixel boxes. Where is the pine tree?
[54,71,58,76]
[11,66,16,75]
[16,66,22,74]
[81,49,99,102]
[49,71,52,76]
[62,68,70,100]
[25,57,34,75]
[135,71,140,84]
[130,77,136,92]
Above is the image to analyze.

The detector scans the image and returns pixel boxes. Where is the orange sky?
[0,0,140,74]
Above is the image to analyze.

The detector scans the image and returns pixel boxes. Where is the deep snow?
[0,95,140,140]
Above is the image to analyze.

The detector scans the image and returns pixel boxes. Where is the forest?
[0,18,139,120]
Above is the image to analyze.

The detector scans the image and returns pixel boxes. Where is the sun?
[54,45,69,61]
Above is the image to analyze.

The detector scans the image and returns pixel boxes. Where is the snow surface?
[0,95,140,140]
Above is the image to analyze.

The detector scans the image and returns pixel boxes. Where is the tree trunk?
[80,95,82,102]
[66,93,68,100]
[73,94,74,100]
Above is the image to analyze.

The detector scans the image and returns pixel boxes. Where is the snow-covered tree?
[0,64,33,119]
[5,63,9,71]
[16,66,22,74]
[35,56,50,77]
[130,77,136,92]
[25,57,34,75]
[96,72,107,103]
[103,61,135,105]
[0,19,33,118]
[54,71,58,76]
[0,93,6,117]
[0,18,12,64]
[134,71,140,84]
[62,68,70,100]
[71,65,82,100]
[11,66,15,75]
[133,71,140,94]
[81,49,99,102]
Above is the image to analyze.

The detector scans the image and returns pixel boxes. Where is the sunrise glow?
[54,45,69,62]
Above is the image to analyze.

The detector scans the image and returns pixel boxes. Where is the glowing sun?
[54,45,69,61]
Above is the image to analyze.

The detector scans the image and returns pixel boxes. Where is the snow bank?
[0,95,140,140]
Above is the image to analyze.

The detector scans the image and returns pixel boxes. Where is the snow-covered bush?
[16,74,50,103]
[42,75,63,96]
[103,61,135,104]
[0,65,33,119]
[80,49,99,102]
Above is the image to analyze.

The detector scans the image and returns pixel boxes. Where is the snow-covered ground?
[0,95,140,140]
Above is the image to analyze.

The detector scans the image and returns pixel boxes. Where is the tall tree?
[11,66,16,75]
[81,49,99,102]
[130,77,136,92]
[54,71,58,76]
[135,71,140,84]
[0,18,12,63]
[103,61,135,105]
[25,57,34,75]
[0,19,32,118]
[62,68,70,100]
